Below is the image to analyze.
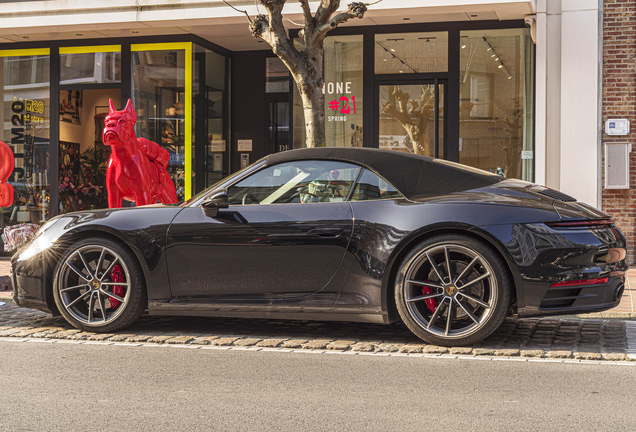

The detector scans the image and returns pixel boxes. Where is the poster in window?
[59,90,83,125]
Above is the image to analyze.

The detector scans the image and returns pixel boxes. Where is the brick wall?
[602,0,636,264]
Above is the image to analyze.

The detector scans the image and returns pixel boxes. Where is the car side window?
[350,169,403,201]
[227,160,361,205]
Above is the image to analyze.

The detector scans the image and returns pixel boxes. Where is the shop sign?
[238,139,252,152]
[324,81,358,122]
[10,98,44,180]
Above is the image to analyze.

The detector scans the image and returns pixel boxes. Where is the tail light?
[547,219,614,229]
[550,277,609,288]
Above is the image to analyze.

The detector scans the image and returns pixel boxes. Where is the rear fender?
[381,222,523,322]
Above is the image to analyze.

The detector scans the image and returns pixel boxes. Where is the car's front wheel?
[395,234,511,347]
[52,237,147,333]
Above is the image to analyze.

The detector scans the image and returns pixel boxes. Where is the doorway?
[267,96,290,154]
[376,80,446,158]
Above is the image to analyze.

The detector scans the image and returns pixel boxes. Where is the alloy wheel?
[56,245,131,327]
[402,242,498,339]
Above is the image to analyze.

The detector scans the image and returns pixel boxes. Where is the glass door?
[377,80,445,158]
[267,97,290,153]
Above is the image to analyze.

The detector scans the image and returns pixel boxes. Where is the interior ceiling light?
[461,44,466,49]
[387,38,403,52]
[498,65,503,68]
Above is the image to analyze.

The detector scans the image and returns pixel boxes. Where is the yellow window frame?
[132,42,193,200]
[0,48,50,57]
[59,45,121,55]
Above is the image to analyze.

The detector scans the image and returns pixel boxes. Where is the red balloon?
[0,140,14,207]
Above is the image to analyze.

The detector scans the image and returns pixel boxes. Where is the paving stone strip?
[0,300,634,361]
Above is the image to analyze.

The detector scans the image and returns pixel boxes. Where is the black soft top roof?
[264,147,504,201]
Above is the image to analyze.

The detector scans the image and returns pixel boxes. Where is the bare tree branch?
[222,0,252,22]
[298,0,313,24]
[315,2,367,38]
[285,16,304,26]
[315,0,341,25]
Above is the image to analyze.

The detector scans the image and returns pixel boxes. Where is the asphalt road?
[1,341,635,432]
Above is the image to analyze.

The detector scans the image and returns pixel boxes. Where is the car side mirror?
[201,188,229,218]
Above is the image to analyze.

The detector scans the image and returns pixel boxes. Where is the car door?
[166,159,361,300]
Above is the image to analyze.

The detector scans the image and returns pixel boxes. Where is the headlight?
[17,217,60,261]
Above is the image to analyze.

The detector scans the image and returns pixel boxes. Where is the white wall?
[560,0,600,207]
[535,0,600,207]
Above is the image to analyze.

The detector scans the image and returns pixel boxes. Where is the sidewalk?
[0,256,634,318]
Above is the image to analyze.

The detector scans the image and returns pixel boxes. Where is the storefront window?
[375,32,448,74]
[132,43,192,201]
[459,29,534,181]
[293,34,363,148]
[193,44,229,193]
[60,46,121,85]
[266,57,289,93]
[379,83,444,157]
[0,50,51,252]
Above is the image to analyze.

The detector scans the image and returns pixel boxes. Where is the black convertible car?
[11,148,628,346]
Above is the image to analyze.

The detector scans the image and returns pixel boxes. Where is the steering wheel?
[242,193,260,205]
[286,191,301,203]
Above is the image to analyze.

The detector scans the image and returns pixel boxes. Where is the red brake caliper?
[109,264,125,309]
[422,281,438,313]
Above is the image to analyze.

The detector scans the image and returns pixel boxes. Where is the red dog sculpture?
[0,140,14,208]
[103,99,178,208]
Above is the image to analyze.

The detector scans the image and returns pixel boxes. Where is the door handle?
[308,227,343,238]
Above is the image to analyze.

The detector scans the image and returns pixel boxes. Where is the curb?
[0,319,634,362]
[0,336,634,365]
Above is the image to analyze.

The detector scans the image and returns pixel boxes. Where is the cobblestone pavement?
[1,299,635,362]
[2,257,635,361]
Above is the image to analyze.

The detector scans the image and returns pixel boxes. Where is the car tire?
[52,237,147,333]
[395,234,511,347]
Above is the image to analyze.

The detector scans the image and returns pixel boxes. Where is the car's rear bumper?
[503,222,628,317]
[517,275,625,318]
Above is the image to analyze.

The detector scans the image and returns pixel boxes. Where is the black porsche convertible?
[11,148,628,346]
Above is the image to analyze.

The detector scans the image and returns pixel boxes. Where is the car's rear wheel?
[52,237,147,333]
[395,234,510,347]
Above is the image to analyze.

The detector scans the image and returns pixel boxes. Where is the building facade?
[0,0,629,261]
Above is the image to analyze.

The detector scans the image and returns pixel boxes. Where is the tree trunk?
[247,1,369,149]
[298,85,326,147]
